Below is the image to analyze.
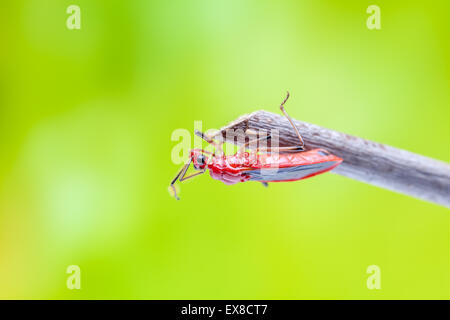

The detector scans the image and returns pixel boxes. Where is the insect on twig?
[169,92,342,200]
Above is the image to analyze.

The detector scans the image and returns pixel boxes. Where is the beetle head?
[190,149,209,170]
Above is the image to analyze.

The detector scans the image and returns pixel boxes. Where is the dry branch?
[213,110,450,208]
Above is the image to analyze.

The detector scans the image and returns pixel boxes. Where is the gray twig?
[213,110,450,208]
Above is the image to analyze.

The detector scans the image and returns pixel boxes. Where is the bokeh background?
[1,0,449,299]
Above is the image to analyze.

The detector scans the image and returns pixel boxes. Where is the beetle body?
[191,148,342,186]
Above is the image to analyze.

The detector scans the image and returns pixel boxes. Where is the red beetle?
[169,92,342,200]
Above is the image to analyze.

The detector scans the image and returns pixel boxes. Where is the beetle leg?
[179,169,206,182]
[279,91,305,150]
[256,146,304,153]
[169,160,192,200]
[169,158,207,200]
[194,129,214,144]
[253,92,305,153]
[195,129,224,155]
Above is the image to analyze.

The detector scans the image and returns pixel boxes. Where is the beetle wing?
[245,161,340,182]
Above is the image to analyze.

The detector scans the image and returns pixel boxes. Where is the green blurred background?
[1,0,449,299]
